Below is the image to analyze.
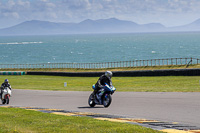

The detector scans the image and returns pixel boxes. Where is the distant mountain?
[0,20,76,35]
[0,18,199,36]
[169,18,200,31]
[76,18,143,33]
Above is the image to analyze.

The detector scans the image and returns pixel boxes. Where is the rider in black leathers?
[0,79,12,99]
[94,71,113,102]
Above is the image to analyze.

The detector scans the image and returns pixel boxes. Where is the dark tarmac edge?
[1,106,200,133]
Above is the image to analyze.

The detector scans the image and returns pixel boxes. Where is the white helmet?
[105,71,112,78]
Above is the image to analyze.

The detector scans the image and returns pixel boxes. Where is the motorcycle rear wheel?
[2,99,6,104]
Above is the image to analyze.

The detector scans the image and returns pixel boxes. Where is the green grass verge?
[1,64,200,72]
[0,75,200,92]
[0,107,162,133]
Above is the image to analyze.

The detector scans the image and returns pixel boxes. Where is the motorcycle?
[88,83,116,108]
[1,87,12,104]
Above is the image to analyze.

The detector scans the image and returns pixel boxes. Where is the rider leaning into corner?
[93,71,113,102]
[0,79,12,99]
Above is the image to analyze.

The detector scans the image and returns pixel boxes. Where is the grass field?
[1,64,200,72]
[0,75,200,92]
[0,107,162,133]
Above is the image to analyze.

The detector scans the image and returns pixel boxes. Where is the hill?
[0,18,166,35]
[169,18,200,31]
[1,18,200,36]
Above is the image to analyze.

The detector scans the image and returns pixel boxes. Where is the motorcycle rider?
[0,79,12,99]
[93,71,113,103]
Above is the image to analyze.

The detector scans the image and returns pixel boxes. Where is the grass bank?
[0,75,200,92]
[1,64,200,72]
[0,107,162,133]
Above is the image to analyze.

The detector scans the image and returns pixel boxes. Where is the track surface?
[4,89,200,127]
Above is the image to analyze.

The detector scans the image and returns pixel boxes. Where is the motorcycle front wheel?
[6,96,9,104]
[88,93,96,107]
[103,94,112,108]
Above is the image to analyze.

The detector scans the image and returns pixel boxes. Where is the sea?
[0,32,200,64]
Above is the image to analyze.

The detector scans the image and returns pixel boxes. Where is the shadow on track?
[78,106,104,109]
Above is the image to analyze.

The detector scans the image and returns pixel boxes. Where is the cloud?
[1,0,200,28]
[2,12,19,19]
[17,0,30,7]
[7,0,15,8]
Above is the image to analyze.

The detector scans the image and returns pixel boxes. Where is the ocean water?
[0,32,200,64]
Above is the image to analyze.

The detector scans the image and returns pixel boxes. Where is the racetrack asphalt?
[3,89,200,128]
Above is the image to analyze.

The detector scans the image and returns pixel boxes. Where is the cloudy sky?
[0,0,200,29]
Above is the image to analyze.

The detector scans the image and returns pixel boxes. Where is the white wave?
[0,41,43,45]
[151,51,156,54]
[75,40,79,43]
